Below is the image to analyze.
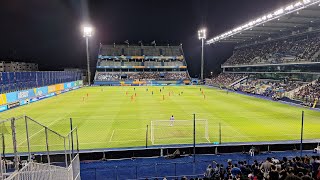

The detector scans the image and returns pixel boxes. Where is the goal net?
[150,120,210,145]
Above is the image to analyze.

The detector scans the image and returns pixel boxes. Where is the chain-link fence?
[95,110,320,152]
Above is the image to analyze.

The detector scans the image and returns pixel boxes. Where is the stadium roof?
[207,0,320,44]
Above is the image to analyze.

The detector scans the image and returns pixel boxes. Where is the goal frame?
[150,119,209,145]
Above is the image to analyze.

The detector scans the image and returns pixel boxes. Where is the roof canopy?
[207,0,320,44]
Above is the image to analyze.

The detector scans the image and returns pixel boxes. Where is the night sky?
[0,0,294,77]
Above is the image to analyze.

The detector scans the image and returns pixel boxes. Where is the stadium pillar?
[25,116,31,162]
[146,125,148,148]
[76,128,79,153]
[219,122,222,144]
[201,38,204,82]
[85,37,91,86]
[64,138,68,167]
[198,28,206,82]
[83,26,93,86]
[1,133,5,160]
[45,127,50,164]
[300,111,304,157]
[10,118,18,170]
[193,113,196,163]
[70,118,74,158]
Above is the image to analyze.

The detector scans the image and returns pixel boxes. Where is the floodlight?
[198,28,207,82]
[274,8,284,16]
[83,26,93,37]
[198,29,207,40]
[83,25,94,86]
[294,2,303,7]
[303,0,311,4]
[285,5,294,11]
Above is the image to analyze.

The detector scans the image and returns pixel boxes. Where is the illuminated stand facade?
[94,43,191,86]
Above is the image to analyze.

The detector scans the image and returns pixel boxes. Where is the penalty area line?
[109,130,115,142]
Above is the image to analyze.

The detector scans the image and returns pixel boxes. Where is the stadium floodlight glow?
[303,0,311,4]
[83,26,93,37]
[83,25,94,86]
[198,29,207,40]
[295,2,303,6]
[285,5,294,11]
[274,8,284,16]
[267,14,273,19]
[262,16,267,20]
[206,0,320,45]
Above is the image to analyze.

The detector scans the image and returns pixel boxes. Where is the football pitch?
[1,86,320,152]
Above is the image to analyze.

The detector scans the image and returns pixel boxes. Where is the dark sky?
[0,0,294,77]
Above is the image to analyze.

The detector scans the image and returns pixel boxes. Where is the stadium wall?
[0,80,83,112]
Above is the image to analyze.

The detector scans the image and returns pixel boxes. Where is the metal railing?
[6,154,80,180]
[0,115,80,179]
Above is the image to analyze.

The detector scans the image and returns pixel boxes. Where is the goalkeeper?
[170,115,175,126]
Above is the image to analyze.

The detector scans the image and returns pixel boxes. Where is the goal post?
[150,120,210,145]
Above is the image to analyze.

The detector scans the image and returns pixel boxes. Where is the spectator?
[269,164,280,180]
[260,157,273,179]
[223,35,320,66]
[204,164,213,179]
[231,164,242,178]
[202,155,320,180]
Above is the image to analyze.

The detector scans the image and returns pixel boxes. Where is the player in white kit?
[170,115,174,126]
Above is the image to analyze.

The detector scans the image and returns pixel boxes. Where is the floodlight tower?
[83,26,93,86]
[198,28,206,82]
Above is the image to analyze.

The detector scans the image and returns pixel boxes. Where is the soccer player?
[87,93,89,97]
[170,115,174,126]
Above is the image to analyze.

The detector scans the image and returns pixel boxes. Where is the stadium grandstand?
[0,71,82,94]
[206,0,320,108]
[2,0,320,180]
[94,43,191,86]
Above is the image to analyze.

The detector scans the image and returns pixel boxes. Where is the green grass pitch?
[1,86,320,152]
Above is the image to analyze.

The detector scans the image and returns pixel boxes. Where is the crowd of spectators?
[202,156,320,180]
[237,79,305,99]
[95,72,189,81]
[224,35,320,66]
[206,74,246,87]
[206,73,310,100]
[95,72,120,81]
[128,72,188,80]
[294,79,320,105]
